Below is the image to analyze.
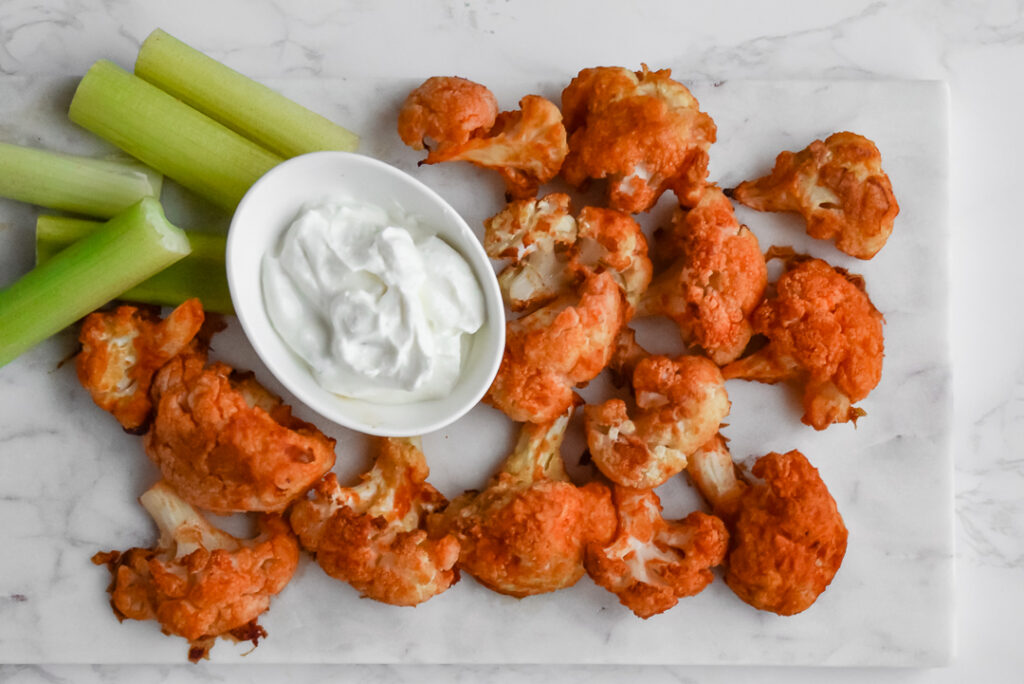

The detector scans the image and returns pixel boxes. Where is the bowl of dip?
[226,151,505,437]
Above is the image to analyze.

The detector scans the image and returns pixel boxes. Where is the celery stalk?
[68,60,283,212]
[35,215,233,314]
[135,29,359,158]
[0,198,190,368]
[0,142,162,218]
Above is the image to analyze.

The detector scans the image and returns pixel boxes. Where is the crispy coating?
[145,357,336,513]
[429,414,616,597]
[585,354,730,489]
[76,298,205,433]
[486,271,625,423]
[687,436,848,615]
[569,207,653,312]
[420,94,568,199]
[289,437,460,606]
[585,486,728,618]
[560,65,716,212]
[639,187,767,364]
[397,76,499,152]
[92,481,298,662]
[721,255,884,429]
[730,132,899,259]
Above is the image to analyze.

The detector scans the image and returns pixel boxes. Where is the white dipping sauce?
[261,198,485,403]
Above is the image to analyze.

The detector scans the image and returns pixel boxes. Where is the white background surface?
[0,0,1020,682]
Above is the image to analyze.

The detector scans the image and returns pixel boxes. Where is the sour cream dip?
[261,198,485,403]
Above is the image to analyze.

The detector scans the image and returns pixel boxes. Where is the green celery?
[68,59,284,212]
[0,142,162,218]
[0,198,190,368]
[135,29,359,158]
[36,215,233,314]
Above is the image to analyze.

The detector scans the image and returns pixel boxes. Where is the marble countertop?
[0,0,1020,682]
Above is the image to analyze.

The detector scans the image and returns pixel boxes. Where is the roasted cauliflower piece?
[397,76,499,152]
[289,436,460,606]
[639,186,767,364]
[721,253,884,429]
[585,485,728,618]
[76,298,205,433]
[429,412,616,597]
[560,65,716,212]
[569,206,653,312]
[729,131,899,259]
[486,271,626,423]
[413,91,568,200]
[92,481,299,662]
[145,356,336,513]
[687,435,848,616]
[584,352,730,489]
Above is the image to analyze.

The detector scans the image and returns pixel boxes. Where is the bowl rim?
[226,150,504,437]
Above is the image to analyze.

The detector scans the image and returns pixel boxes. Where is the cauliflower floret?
[687,435,848,616]
[721,253,885,429]
[568,206,653,313]
[560,65,716,212]
[729,131,899,259]
[639,186,767,364]
[92,481,299,662]
[397,76,499,152]
[584,353,730,489]
[418,93,568,200]
[428,412,616,597]
[289,436,460,606]
[76,298,206,433]
[486,271,625,423]
[585,485,728,618]
[145,356,336,513]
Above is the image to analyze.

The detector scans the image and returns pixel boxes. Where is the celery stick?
[0,142,162,218]
[0,198,190,368]
[68,60,284,212]
[35,215,233,314]
[135,29,359,158]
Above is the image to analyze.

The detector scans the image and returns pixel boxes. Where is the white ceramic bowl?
[226,151,505,437]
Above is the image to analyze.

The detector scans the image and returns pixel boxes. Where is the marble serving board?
[0,75,951,666]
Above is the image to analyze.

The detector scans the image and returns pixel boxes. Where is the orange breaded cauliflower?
[721,253,884,429]
[429,413,616,597]
[584,352,729,489]
[76,298,205,433]
[289,436,460,606]
[486,271,625,423]
[687,436,848,616]
[639,186,767,364]
[560,65,716,212]
[92,481,299,662]
[585,485,728,618]
[729,131,899,259]
[397,76,499,152]
[145,356,336,513]
[484,195,652,314]
[414,92,568,200]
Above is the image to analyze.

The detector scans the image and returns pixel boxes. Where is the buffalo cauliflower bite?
[560,65,716,212]
[76,298,205,433]
[289,436,460,606]
[721,253,884,429]
[584,353,730,489]
[397,76,499,152]
[92,480,299,662]
[413,92,568,200]
[687,435,848,616]
[639,186,767,364]
[145,356,336,513]
[485,270,626,423]
[569,206,653,312]
[585,485,728,618]
[429,412,616,597]
[729,131,899,259]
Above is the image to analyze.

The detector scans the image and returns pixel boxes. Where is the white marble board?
[0,75,951,665]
